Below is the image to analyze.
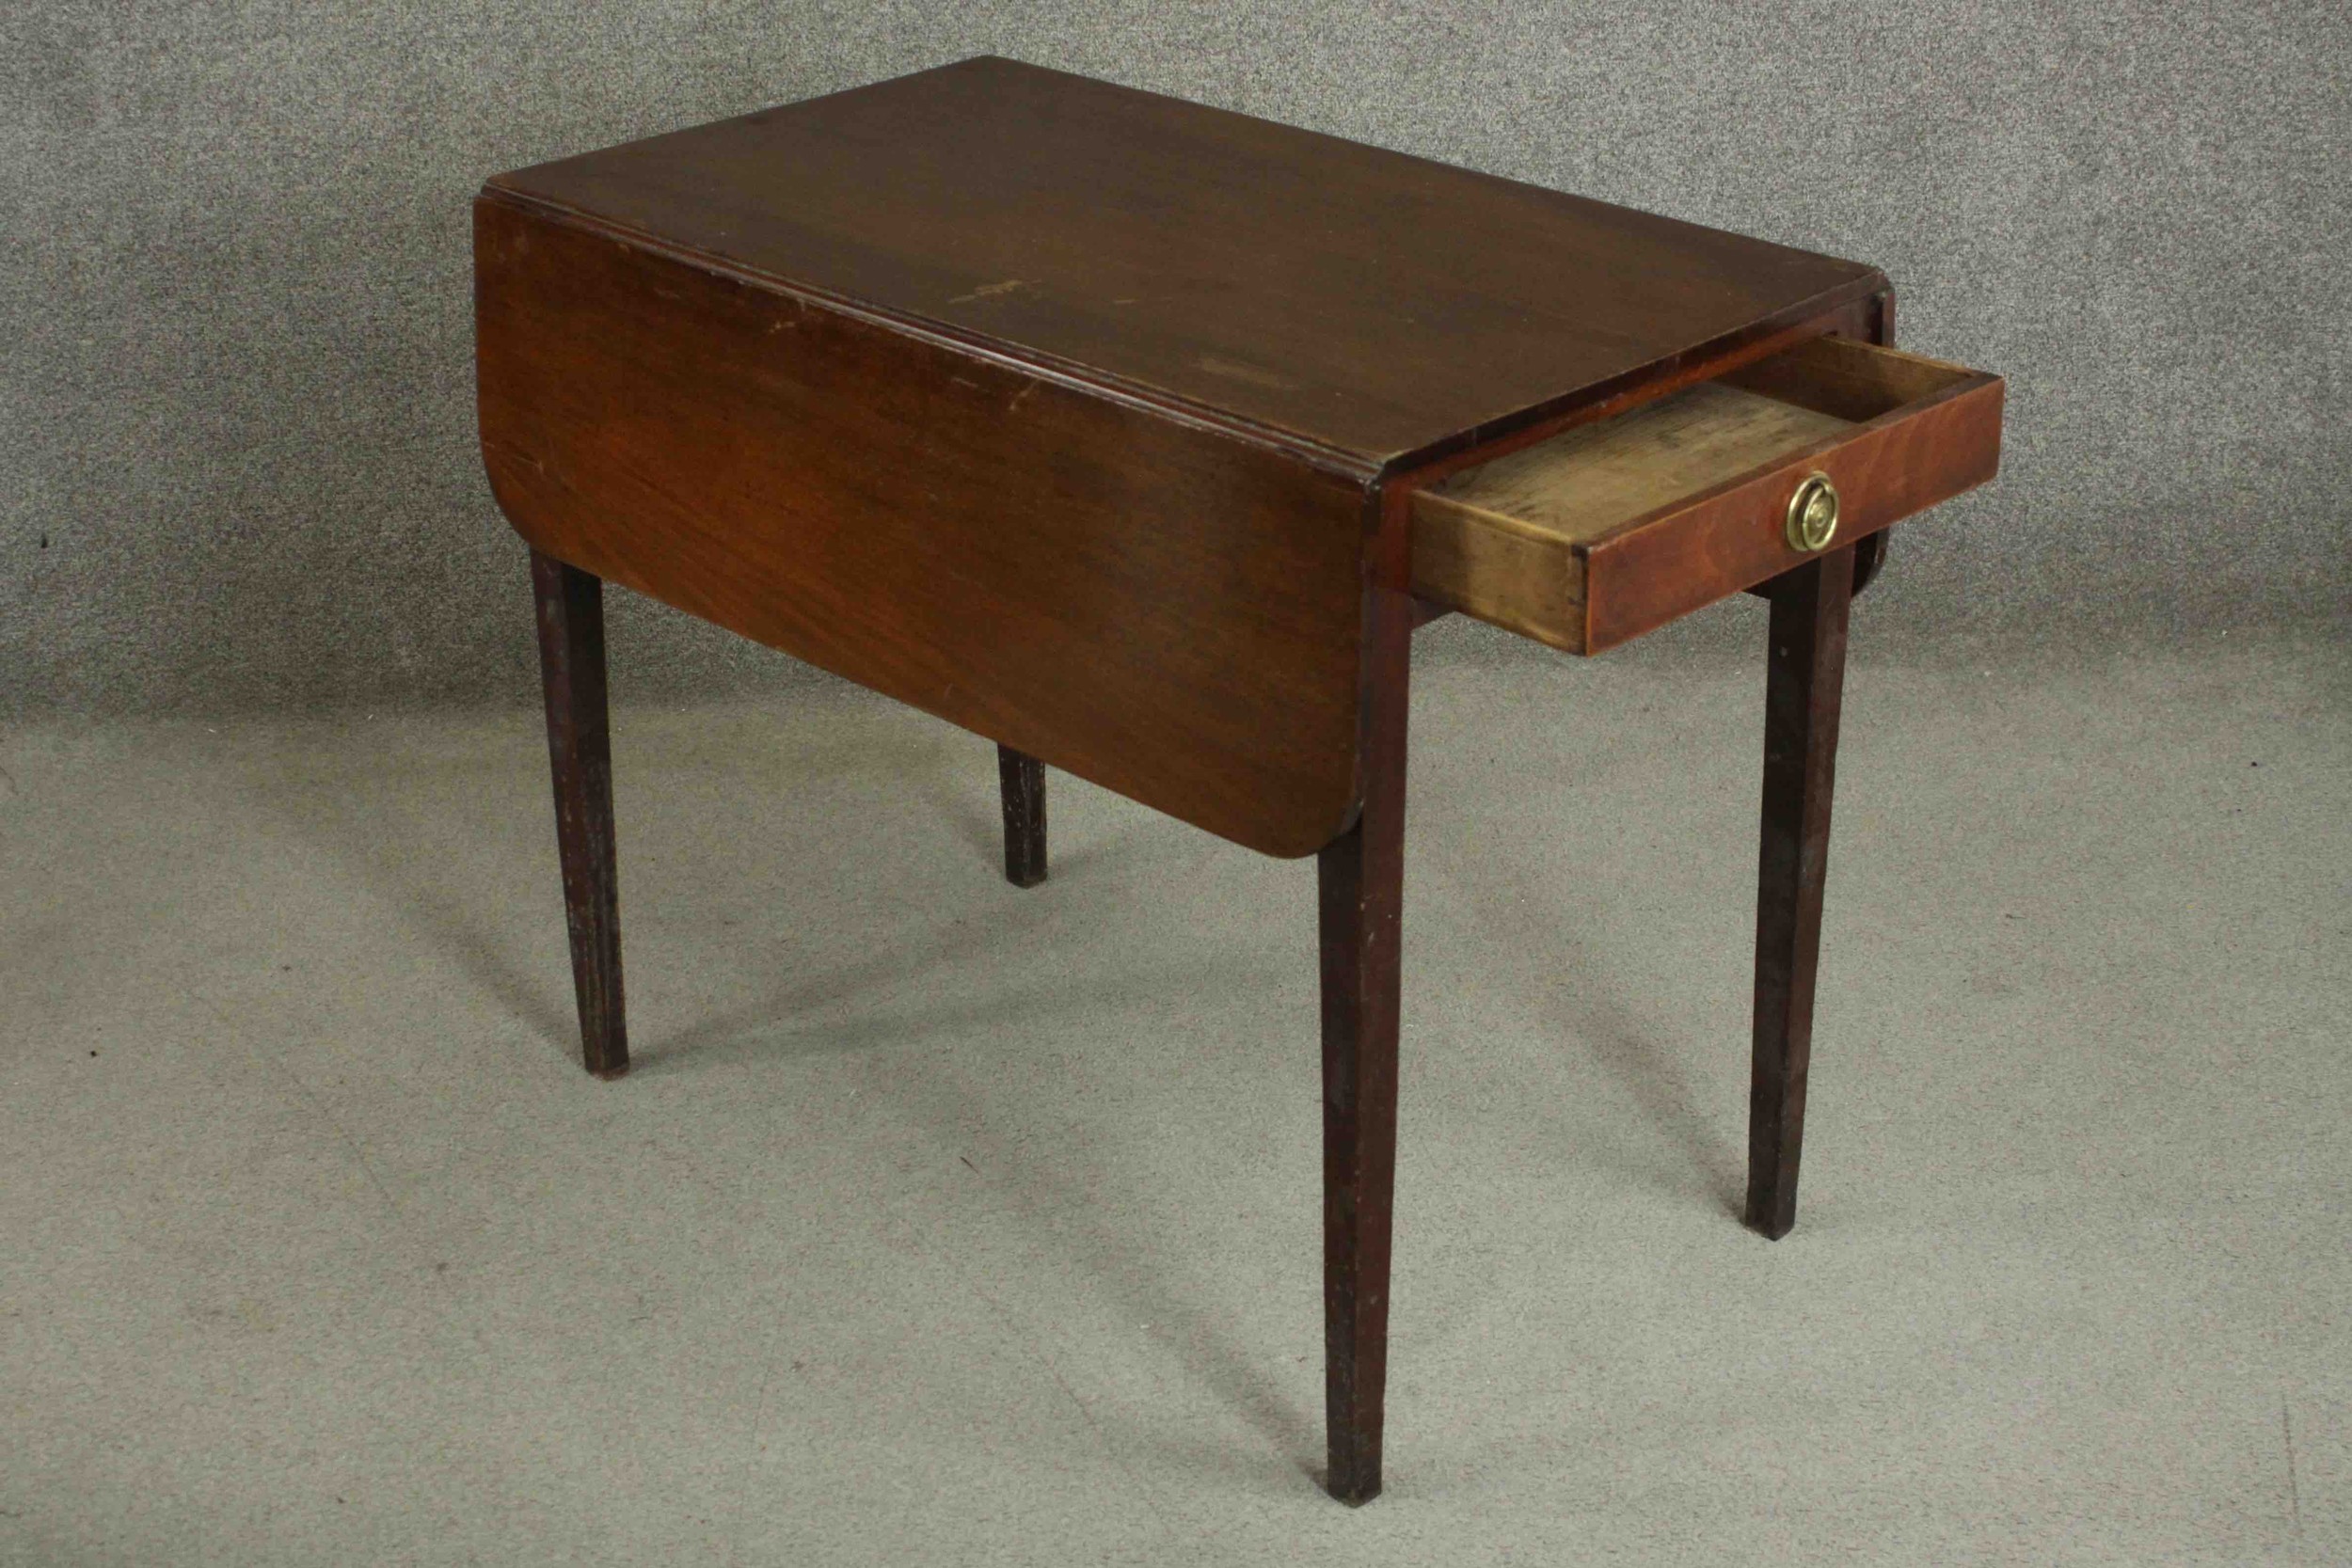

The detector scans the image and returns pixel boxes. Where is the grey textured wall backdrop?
[3,2,2345,719]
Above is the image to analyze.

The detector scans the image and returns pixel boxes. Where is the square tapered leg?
[532,548,628,1080]
[1744,545,1853,1237]
[1317,582,1410,1505]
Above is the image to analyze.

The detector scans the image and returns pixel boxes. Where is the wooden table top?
[486,55,1883,473]
[477,59,1987,859]
[486,73,1952,1509]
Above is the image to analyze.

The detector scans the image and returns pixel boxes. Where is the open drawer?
[1408,335,2004,653]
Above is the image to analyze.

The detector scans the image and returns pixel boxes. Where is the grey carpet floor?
[3,618,2344,1565]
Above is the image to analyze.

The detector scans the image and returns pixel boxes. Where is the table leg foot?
[532,548,628,1080]
[997,745,1047,888]
[1745,546,1852,1239]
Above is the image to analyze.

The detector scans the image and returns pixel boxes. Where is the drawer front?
[1409,336,2004,653]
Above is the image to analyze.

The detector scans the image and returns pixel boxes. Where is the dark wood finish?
[1749,292,1895,605]
[488,55,1883,470]
[1406,334,2000,654]
[997,744,1047,888]
[1410,374,1849,649]
[1820,292,1896,600]
[1749,524,1888,602]
[476,62,2009,1504]
[1316,484,1413,1506]
[479,61,1918,855]
[1581,349,1995,652]
[1722,326,1951,420]
[531,548,628,1080]
[1850,529,1891,598]
[1745,546,1854,1239]
[1737,289,1884,1210]
[478,196,1368,859]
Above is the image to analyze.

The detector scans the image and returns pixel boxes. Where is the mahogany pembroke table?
[474,55,2004,1504]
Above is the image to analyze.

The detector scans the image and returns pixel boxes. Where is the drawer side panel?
[1407,498,1588,651]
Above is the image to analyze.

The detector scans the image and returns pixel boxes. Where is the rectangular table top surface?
[485,55,1883,472]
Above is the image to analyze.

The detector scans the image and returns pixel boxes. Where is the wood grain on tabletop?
[485,55,1885,469]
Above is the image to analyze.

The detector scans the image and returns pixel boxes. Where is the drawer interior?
[1409,334,2000,653]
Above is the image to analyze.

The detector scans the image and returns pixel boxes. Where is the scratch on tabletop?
[949,278,1029,304]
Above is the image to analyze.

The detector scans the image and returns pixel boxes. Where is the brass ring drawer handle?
[1785,472,1839,552]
